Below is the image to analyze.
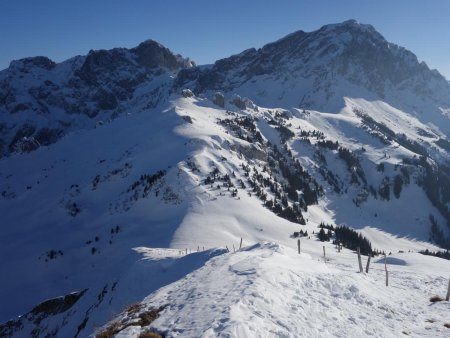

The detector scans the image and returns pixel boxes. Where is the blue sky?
[1,0,450,79]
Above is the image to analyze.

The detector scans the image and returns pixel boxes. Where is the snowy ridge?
[100,242,450,338]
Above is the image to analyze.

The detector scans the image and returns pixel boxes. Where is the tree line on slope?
[316,222,382,256]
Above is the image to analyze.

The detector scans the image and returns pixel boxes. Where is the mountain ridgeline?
[1,20,450,157]
[0,39,194,156]
[176,20,450,116]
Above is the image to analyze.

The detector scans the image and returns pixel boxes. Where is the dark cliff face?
[76,40,189,84]
[176,20,450,108]
[12,56,57,70]
[132,39,187,70]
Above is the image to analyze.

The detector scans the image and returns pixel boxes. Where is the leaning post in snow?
[297,239,301,254]
[384,254,389,286]
[366,255,371,273]
[239,237,243,250]
[446,277,450,301]
[323,246,326,259]
[357,247,363,273]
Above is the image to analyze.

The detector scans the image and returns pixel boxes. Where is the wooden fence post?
[384,254,389,286]
[239,237,243,250]
[357,247,363,273]
[297,239,301,254]
[446,277,450,301]
[323,246,326,259]
[366,255,371,273]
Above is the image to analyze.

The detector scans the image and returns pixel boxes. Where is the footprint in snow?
[229,261,257,275]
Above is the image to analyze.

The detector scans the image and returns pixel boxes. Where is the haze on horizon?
[1,0,450,80]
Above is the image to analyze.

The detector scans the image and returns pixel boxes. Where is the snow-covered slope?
[1,20,450,338]
[1,94,449,337]
[102,242,450,338]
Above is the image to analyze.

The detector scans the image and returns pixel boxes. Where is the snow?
[107,242,450,338]
[1,86,449,337]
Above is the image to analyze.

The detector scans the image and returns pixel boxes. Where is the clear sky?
[1,0,449,79]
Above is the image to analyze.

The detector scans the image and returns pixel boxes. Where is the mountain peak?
[9,56,56,70]
[314,19,385,47]
[131,39,195,70]
[279,20,382,45]
[177,19,450,114]
[322,19,376,31]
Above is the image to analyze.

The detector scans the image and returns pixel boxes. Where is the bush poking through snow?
[429,295,444,302]
[181,89,194,98]
[95,320,121,338]
[139,331,163,338]
[95,306,165,338]
[213,92,225,107]
[136,307,164,326]
[126,302,144,315]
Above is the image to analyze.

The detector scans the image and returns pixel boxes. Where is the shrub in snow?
[230,95,246,110]
[94,306,165,338]
[66,201,80,216]
[139,332,163,338]
[213,92,225,107]
[429,295,444,302]
[12,136,40,153]
[181,88,194,98]
[182,115,193,124]
[393,175,403,199]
